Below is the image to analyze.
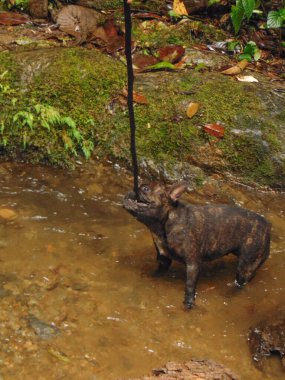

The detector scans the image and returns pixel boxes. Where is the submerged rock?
[123,359,240,380]
[0,208,18,221]
[27,315,60,340]
[248,309,285,368]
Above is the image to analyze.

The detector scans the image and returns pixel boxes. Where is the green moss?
[0,48,126,167]
[133,19,227,51]
[0,48,284,188]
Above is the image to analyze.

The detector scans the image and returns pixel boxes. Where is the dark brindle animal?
[123,182,271,309]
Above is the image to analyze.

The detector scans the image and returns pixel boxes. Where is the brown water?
[0,161,284,380]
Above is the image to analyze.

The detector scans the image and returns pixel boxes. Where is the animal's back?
[166,203,270,259]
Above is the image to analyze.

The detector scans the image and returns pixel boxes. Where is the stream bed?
[0,161,284,380]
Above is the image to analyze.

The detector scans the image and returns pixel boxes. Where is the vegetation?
[230,0,285,33]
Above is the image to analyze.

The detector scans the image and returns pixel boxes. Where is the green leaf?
[61,116,76,129]
[238,53,252,61]
[41,120,51,131]
[227,41,240,51]
[241,0,255,19]
[82,140,94,160]
[0,121,5,134]
[146,61,176,71]
[231,4,245,34]
[267,9,285,29]
[208,0,220,5]
[243,41,261,61]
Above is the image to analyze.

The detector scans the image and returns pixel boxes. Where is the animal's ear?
[168,183,188,201]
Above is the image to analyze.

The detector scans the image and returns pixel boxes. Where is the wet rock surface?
[248,308,285,368]
[124,359,240,380]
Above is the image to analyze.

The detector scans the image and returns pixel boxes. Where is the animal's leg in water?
[235,247,269,287]
[184,262,200,309]
[152,234,172,276]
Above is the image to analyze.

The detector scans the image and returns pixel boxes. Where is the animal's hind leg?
[236,231,270,287]
[235,248,269,287]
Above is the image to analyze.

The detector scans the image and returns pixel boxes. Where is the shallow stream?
[0,162,284,380]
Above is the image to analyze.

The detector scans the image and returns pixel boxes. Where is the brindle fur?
[123,182,271,309]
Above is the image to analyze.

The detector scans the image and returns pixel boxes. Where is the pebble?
[0,208,18,221]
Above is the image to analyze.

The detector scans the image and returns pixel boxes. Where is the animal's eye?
[141,185,150,193]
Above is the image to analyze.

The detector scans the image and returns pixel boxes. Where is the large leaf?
[267,9,285,28]
[241,0,255,19]
[231,3,244,34]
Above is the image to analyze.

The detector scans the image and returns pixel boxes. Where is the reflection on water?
[0,162,284,380]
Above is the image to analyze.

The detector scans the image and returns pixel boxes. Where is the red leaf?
[122,89,148,105]
[132,53,158,70]
[133,13,163,20]
[0,11,29,25]
[103,18,119,39]
[157,45,185,64]
[204,123,225,138]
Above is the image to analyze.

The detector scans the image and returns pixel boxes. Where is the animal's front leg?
[152,233,172,276]
[184,262,200,309]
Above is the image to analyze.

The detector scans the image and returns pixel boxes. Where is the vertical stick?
[123,0,139,198]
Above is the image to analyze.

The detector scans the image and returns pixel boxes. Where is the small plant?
[239,41,261,61]
[267,8,285,28]
[1,102,94,160]
[2,0,30,11]
[231,0,257,34]
[231,1,285,33]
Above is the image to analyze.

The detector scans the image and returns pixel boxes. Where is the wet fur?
[123,182,271,309]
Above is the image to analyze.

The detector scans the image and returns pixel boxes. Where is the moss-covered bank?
[0,48,284,189]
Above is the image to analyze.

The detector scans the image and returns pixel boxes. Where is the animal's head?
[123,182,188,222]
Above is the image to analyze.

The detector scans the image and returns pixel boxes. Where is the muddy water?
[0,162,284,380]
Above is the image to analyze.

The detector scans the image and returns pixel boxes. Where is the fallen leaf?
[47,346,70,363]
[204,123,225,138]
[174,55,188,69]
[105,36,125,55]
[133,13,163,20]
[221,59,249,75]
[157,45,185,64]
[0,208,17,221]
[145,61,176,71]
[0,11,29,25]
[132,53,158,70]
[122,89,148,104]
[186,102,200,118]
[173,0,188,16]
[103,18,119,39]
[237,59,249,70]
[236,75,259,82]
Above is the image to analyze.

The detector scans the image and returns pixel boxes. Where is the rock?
[248,308,285,368]
[29,0,48,19]
[27,315,60,340]
[0,208,18,221]
[184,49,230,70]
[122,359,240,379]
[56,5,106,45]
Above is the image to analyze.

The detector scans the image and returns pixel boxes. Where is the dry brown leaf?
[157,45,185,64]
[186,102,200,118]
[221,59,249,75]
[237,59,249,70]
[173,0,188,16]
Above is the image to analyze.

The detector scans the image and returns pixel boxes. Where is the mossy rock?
[0,48,284,189]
